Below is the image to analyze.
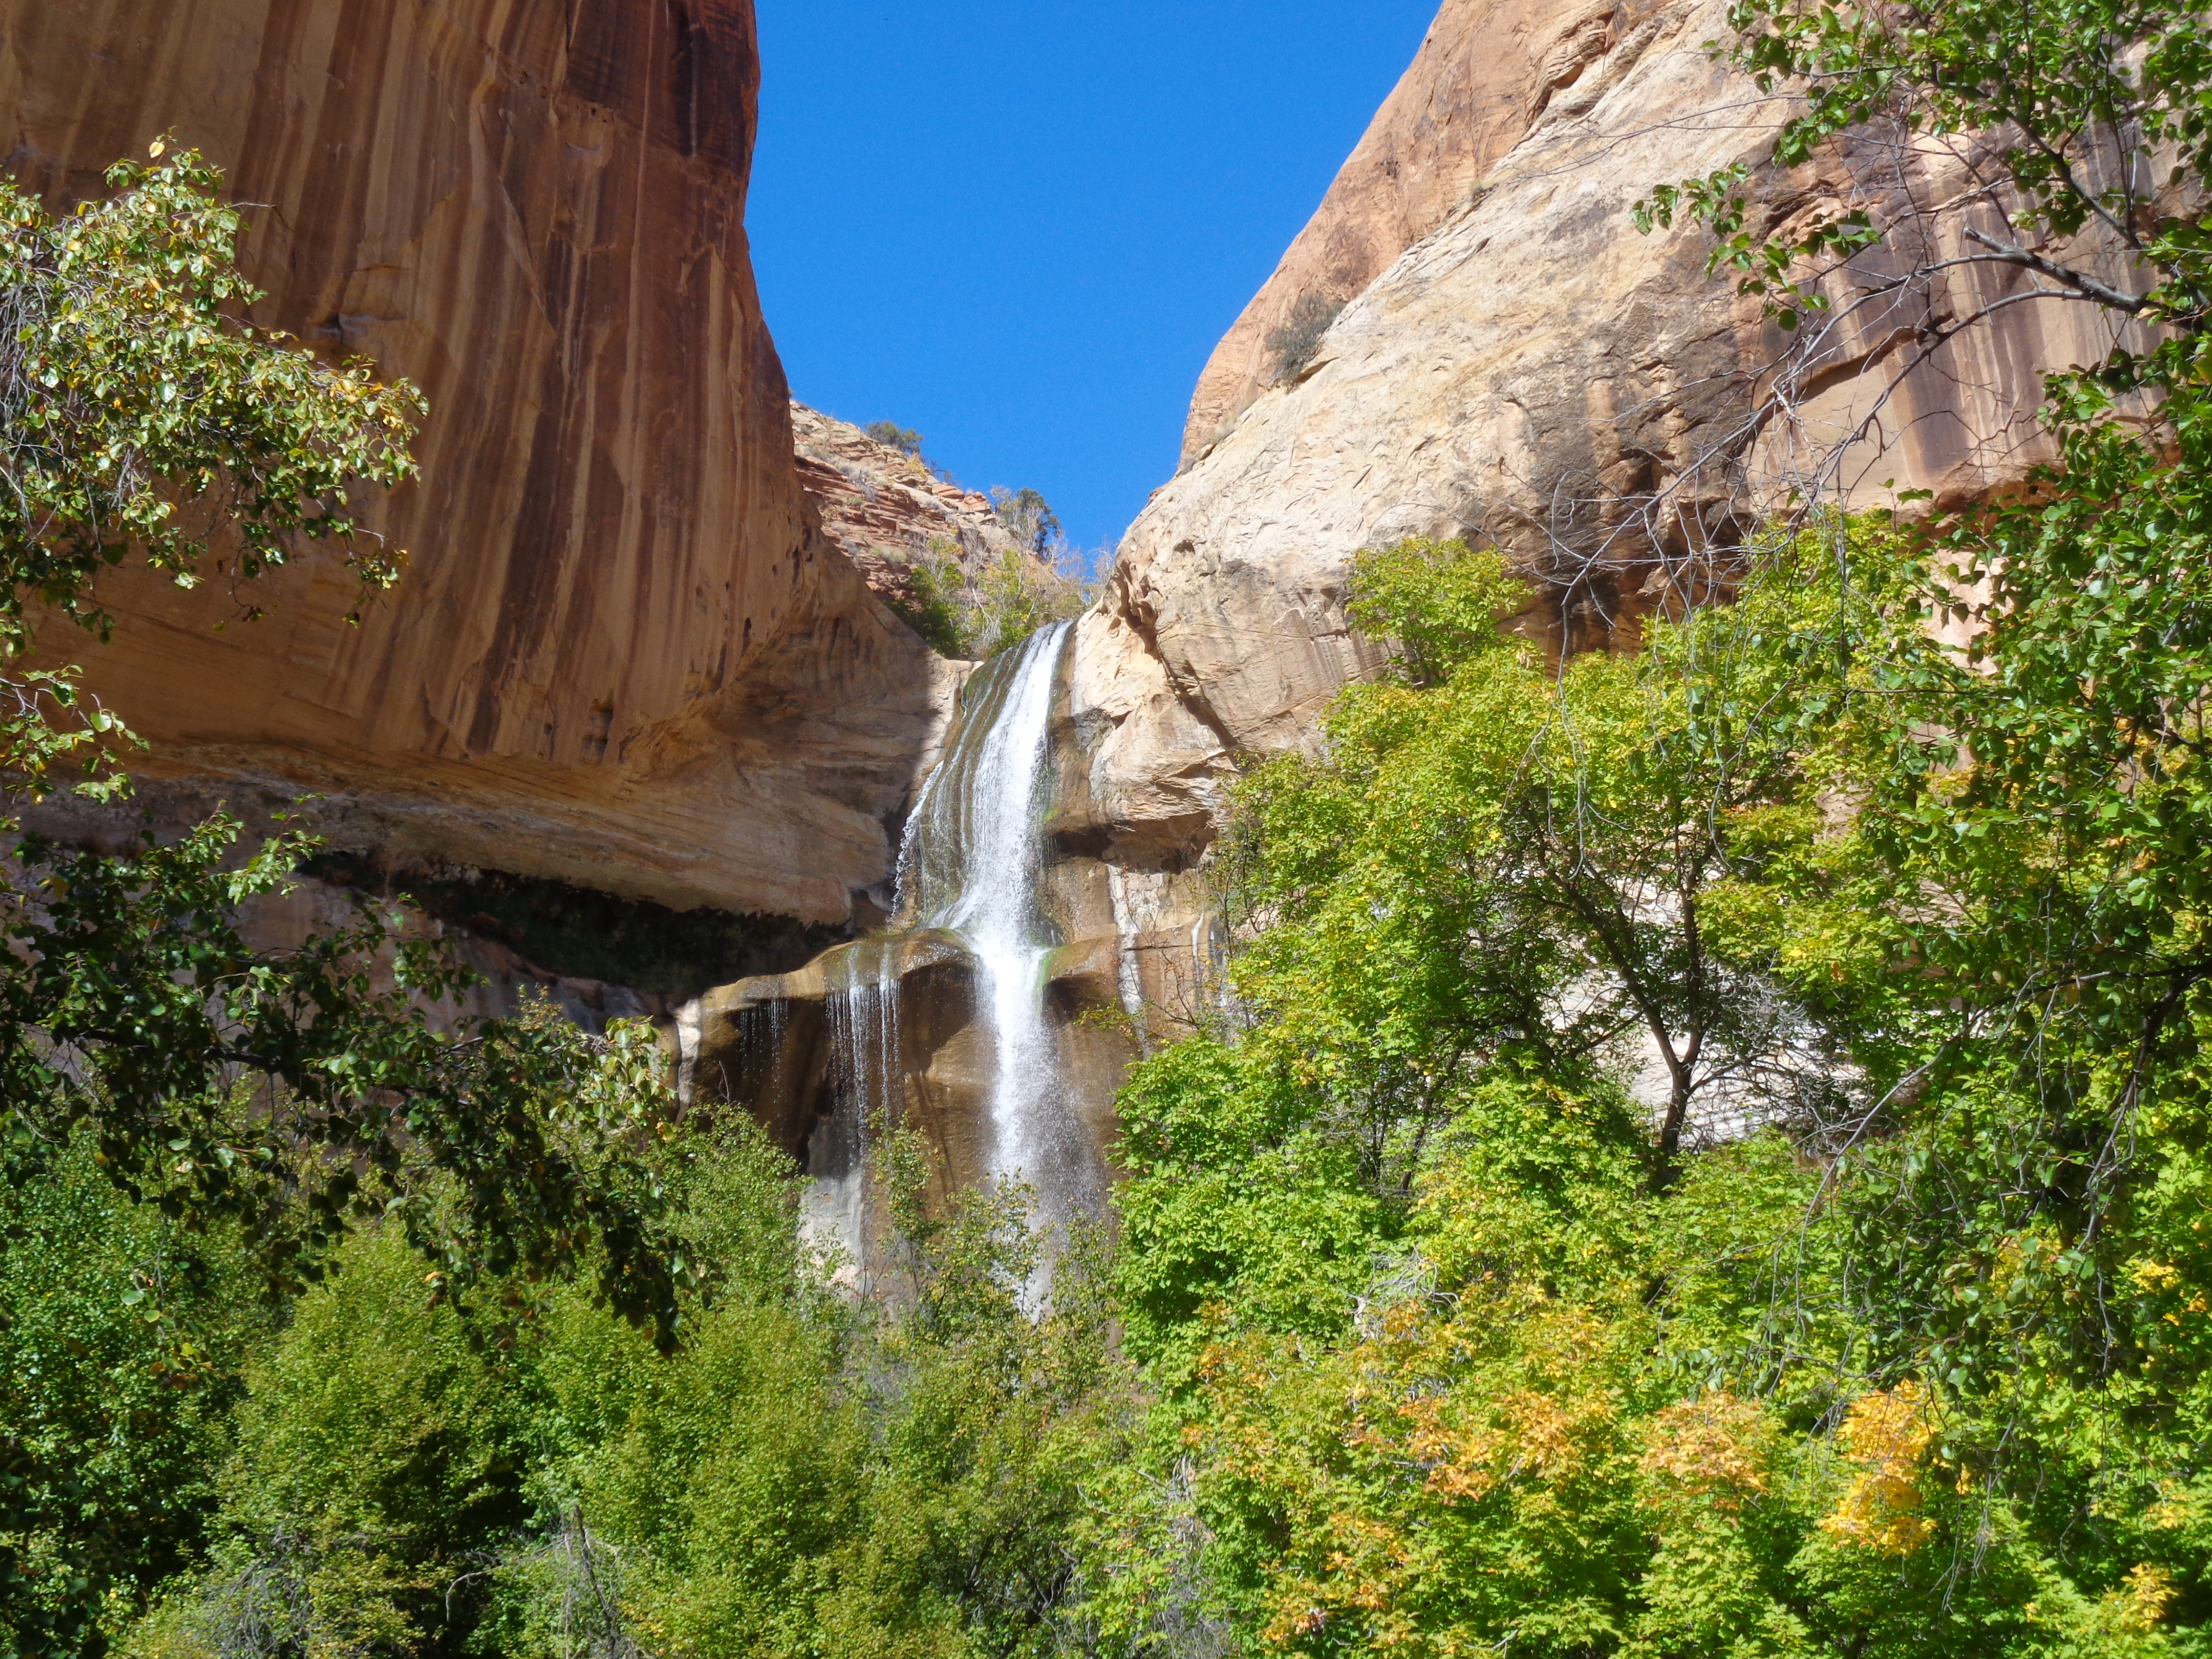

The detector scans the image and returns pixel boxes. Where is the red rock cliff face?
[0,0,946,925]
[790,403,1036,614]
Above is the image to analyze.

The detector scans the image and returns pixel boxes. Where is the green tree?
[0,1152,270,1654]
[1102,527,2212,1657]
[0,147,693,1653]
[0,144,422,651]
[1633,0,2212,1551]
[585,1131,1124,1659]
[130,1124,1128,1659]
[993,486,1063,557]
[866,421,927,459]
[1113,538,1844,1387]
[0,145,693,1315]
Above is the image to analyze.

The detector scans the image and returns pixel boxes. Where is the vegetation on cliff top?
[890,535,1089,661]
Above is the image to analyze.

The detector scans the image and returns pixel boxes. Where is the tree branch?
[1962,226,2148,313]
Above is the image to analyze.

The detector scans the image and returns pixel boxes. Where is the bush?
[992,486,1062,557]
[122,1123,1130,1659]
[889,540,1088,661]
[0,1151,267,1654]
[865,421,926,459]
[128,1223,542,1654]
[1264,292,1343,383]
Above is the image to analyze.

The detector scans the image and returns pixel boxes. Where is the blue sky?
[746,1,1440,556]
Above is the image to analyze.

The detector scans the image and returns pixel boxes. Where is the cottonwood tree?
[1111,538,1860,1381]
[1599,0,2212,1509]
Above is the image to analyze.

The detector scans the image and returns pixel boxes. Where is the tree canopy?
[0,149,696,1651]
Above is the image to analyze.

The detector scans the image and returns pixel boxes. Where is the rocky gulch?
[692,0,2156,1211]
[2,0,2149,1199]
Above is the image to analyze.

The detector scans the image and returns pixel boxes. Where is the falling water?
[805,937,901,1277]
[896,620,1091,1228]
[790,619,1088,1282]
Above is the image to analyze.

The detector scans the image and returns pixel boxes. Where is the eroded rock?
[1,0,952,928]
[1073,0,2149,921]
[793,403,1045,613]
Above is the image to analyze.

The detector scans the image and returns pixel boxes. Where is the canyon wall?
[565,0,2152,1223]
[1063,0,2152,907]
[1,0,948,933]
[793,404,1039,614]
[1182,0,1616,470]
[691,0,2145,1200]
[21,0,2133,1197]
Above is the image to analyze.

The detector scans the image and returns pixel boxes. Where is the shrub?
[0,1150,267,1653]
[122,1122,1130,1659]
[889,539,1088,661]
[888,538,972,658]
[865,421,926,459]
[992,486,1062,557]
[1264,292,1343,383]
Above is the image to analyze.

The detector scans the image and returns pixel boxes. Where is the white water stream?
[805,937,900,1276]
[896,620,1086,1223]
[799,620,1089,1278]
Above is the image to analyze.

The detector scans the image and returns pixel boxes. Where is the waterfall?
[805,937,899,1277]
[896,620,1091,1227]
[787,617,1088,1285]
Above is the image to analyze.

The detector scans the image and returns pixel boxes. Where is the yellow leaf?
[1821,1381,1937,1555]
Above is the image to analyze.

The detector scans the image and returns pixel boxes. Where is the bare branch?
[1962,225,2149,313]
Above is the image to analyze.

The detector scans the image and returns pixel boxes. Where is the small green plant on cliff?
[1264,292,1343,383]
[891,536,1088,660]
[994,485,1063,556]
[864,419,926,459]
[889,536,972,656]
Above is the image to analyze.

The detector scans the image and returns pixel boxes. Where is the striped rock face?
[1,0,954,927]
[1070,0,2145,916]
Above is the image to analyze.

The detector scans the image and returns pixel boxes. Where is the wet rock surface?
[680,631,1222,1260]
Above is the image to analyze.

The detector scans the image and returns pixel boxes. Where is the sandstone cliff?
[1,0,950,932]
[1182,0,1618,468]
[584,0,2155,1211]
[1067,0,2148,904]
[792,404,1036,612]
